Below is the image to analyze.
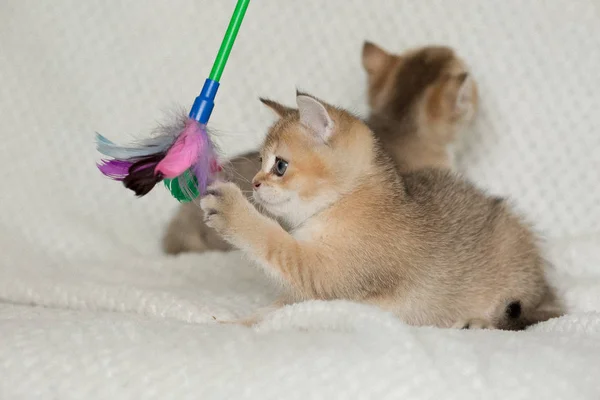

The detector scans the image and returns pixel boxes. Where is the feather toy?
[96,0,250,202]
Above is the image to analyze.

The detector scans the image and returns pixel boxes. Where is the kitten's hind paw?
[453,318,492,330]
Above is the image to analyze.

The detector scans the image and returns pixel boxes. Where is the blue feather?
[95,132,175,160]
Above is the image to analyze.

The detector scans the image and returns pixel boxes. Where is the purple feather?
[97,159,134,181]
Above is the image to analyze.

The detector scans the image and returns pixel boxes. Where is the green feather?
[163,170,199,203]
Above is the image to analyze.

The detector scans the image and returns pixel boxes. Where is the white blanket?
[1,0,600,398]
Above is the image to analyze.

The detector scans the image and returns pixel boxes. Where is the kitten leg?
[200,182,337,298]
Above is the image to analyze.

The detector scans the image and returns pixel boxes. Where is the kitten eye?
[258,156,263,163]
[273,157,288,177]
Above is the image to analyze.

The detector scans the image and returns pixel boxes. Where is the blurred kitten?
[200,92,562,330]
[162,42,477,255]
[363,42,477,171]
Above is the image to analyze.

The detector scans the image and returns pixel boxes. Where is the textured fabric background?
[1,0,600,398]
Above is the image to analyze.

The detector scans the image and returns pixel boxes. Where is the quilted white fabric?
[1,0,600,398]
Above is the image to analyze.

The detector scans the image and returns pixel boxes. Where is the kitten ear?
[362,41,392,76]
[453,73,477,115]
[259,98,294,117]
[296,94,334,142]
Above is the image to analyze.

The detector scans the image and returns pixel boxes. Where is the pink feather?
[155,119,206,179]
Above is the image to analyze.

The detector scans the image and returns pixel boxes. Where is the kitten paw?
[453,318,492,330]
[200,181,249,237]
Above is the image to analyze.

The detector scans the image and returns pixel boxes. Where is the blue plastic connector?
[188,78,220,124]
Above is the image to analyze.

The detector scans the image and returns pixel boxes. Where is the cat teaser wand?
[96,0,250,202]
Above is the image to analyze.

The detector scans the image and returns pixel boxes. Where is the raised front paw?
[200,181,250,238]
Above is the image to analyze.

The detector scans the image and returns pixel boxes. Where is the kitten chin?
[208,92,562,331]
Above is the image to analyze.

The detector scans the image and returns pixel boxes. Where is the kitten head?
[252,93,376,226]
[362,42,478,129]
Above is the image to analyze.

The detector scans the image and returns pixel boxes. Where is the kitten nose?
[253,181,261,189]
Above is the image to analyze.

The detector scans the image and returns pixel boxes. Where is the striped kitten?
[162,42,477,254]
[201,92,562,330]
